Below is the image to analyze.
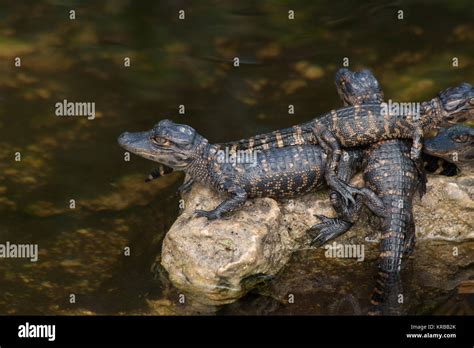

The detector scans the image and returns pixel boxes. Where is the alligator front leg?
[144,164,174,182]
[176,176,195,196]
[315,128,386,212]
[194,186,247,220]
[410,125,423,161]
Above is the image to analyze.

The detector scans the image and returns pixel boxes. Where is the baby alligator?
[424,124,474,175]
[141,125,473,189]
[315,125,473,313]
[216,78,474,207]
[118,116,471,315]
[311,68,474,315]
[118,120,385,220]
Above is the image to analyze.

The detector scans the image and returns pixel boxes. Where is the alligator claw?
[314,214,335,225]
[309,224,339,247]
[330,178,360,207]
[310,232,332,247]
[307,214,352,246]
[337,185,356,207]
[193,209,220,220]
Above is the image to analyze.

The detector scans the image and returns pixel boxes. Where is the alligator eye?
[151,136,170,146]
[470,97,474,104]
[453,134,469,143]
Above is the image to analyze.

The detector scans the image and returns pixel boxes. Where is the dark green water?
[0,0,473,315]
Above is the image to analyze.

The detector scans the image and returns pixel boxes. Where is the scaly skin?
[311,69,473,315]
[217,83,474,154]
[216,80,474,207]
[313,125,474,314]
[133,122,471,315]
[129,69,474,314]
[424,124,474,175]
[311,68,420,315]
[366,124,473,314]
[118,120,350,219]
[364,140,418,315]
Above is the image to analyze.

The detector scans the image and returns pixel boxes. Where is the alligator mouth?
[118,131,154,155]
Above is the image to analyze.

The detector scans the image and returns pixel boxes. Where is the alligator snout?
[117,130,154,156]
[118,131,148,147]
[118,132,131,146]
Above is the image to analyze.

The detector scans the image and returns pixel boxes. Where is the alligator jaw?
[424,126,474,174]
[117,131,158,161]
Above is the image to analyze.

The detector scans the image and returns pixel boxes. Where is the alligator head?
[424,125,474,174]
[437,83,474,126]
[117,119,207,170]
[335,68,384,106]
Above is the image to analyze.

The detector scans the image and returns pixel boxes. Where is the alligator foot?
[326,176,361,207]
[308,214,352,246]
[193,209,221,220]
[144,165,173,183]
[176,178,195,196]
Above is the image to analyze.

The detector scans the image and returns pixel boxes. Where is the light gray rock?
[160,183,297,306]
[415,174,474,240]
[159,173,473,306]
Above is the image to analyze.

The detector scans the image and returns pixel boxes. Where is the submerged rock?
[159,173,473,306]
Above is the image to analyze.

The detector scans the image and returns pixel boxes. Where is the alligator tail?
[368,196,414,316]
[215,121,316,151]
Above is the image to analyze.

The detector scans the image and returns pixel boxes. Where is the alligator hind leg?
[314,127,383,210]
[314,128,359,206]
[308,188,386,246]
[194,185,247,220]
[308,152,386,245]
[308,189,361,246]
[358,188,387,218]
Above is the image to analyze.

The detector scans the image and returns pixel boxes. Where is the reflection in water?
[0,0,473,314]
